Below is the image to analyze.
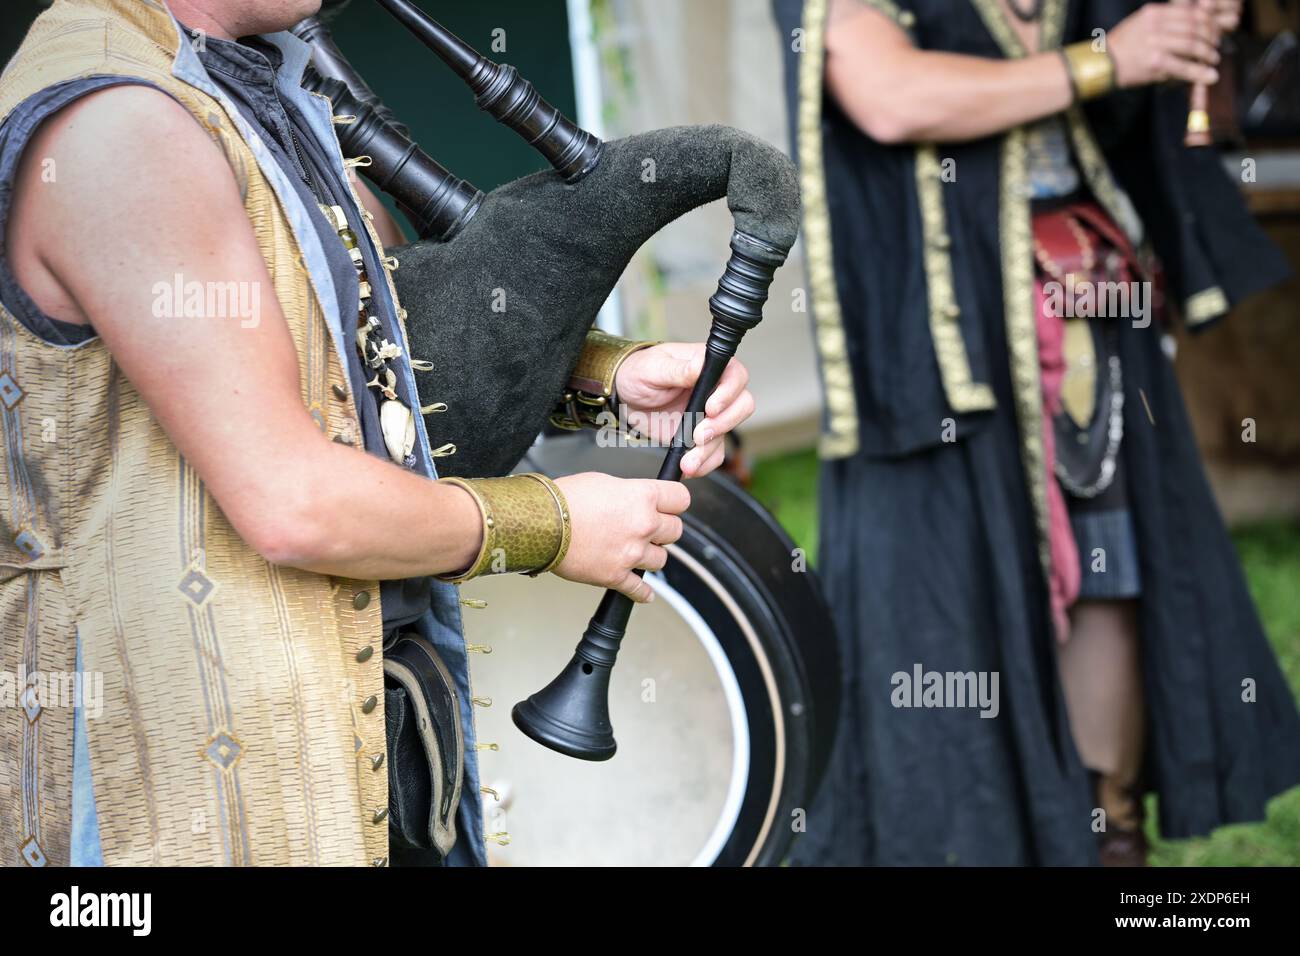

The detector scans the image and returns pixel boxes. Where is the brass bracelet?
[549,390,616,432]
[568,330,656,401]
[529,473,572,575]
[1061,42,1116,102]
[437,474,571,583]
[552,331,655,431]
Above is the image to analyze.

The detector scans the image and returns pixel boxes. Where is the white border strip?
[565,0,624,334]
[645,571,751,867]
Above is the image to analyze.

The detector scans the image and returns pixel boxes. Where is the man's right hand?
[552,472,690,603]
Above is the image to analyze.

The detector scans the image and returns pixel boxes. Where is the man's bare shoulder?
[16,82,247,266]
[20,83,240,212]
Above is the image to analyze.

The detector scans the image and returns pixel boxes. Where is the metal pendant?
[380,398,417,465]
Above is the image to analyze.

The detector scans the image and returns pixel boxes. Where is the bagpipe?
[294,1,834,863]
[294,0,799,484]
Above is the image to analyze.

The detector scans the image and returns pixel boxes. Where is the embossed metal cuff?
[569,330,655,400]
[1061,42,1116,102]
[437,474,571,583]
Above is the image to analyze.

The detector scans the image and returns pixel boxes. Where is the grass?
[749,447,1300,866]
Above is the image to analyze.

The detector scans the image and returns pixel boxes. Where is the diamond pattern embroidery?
[0,372,22,410]
[20,837,46,867]
[204,731,242,770]
[178,566,215,605]
[14,530,45,561]
[20,683,40,724]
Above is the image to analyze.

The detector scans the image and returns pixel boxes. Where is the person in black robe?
[773,0,1300,865]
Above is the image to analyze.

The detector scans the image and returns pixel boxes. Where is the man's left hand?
[613,342,755,478]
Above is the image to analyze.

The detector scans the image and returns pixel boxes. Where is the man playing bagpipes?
[0,0,769,866]
[775,0,1300,865]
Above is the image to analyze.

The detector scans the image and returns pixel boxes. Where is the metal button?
[370,753,385,771]
[372,807,389,825]
[332,384,348,401]
[356,645,374,663]
[361,695,378,714]
[333,434,354,445]
[372,856,388,867]
[353,590,371,611]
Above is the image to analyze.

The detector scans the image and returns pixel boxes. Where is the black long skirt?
[791,315,1300,866]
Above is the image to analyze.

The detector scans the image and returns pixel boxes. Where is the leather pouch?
[383,631,464,858]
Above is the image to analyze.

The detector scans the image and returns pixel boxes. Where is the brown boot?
[1099,827,1149,866]
[1095,773,1149,866]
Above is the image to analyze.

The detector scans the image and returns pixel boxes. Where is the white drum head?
[461,568,749,866]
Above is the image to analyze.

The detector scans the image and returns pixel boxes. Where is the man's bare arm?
[13,85,483,578]
[825,1,1220,145]
[10,85,688,601]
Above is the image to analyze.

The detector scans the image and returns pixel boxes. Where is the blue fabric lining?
[71,631,104,866]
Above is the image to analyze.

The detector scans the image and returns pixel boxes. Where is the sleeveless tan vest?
[1,0,393,866]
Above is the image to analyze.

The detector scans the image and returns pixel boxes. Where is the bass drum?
[458,432,839,866]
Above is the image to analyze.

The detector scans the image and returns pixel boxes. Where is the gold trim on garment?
[999,129,1053,579]
[970,0,1143,246]
[966,0,1059,584]
[1061,107,1144,246]
[854,0,917,34]
[797,0,860,459]
[803,0,994,454]
[968,0,1141,588]
[1185,286,1229,325]
[915,146,997,413]
[969,0,1029,57]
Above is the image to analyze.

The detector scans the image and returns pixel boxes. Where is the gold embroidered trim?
[1042,0,1068,49]
[1061,107,1143,246]
[915,146,997,413]
[968,0,1067,56]
[1185,286,1228,325]
[968,0,1132,589]
[1000,129,1052,584]
[1050,0,1143,245]
[854,0,917,34]
[970,0,1145,247]
[969,0,1028,57]
[798,0,860,459]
